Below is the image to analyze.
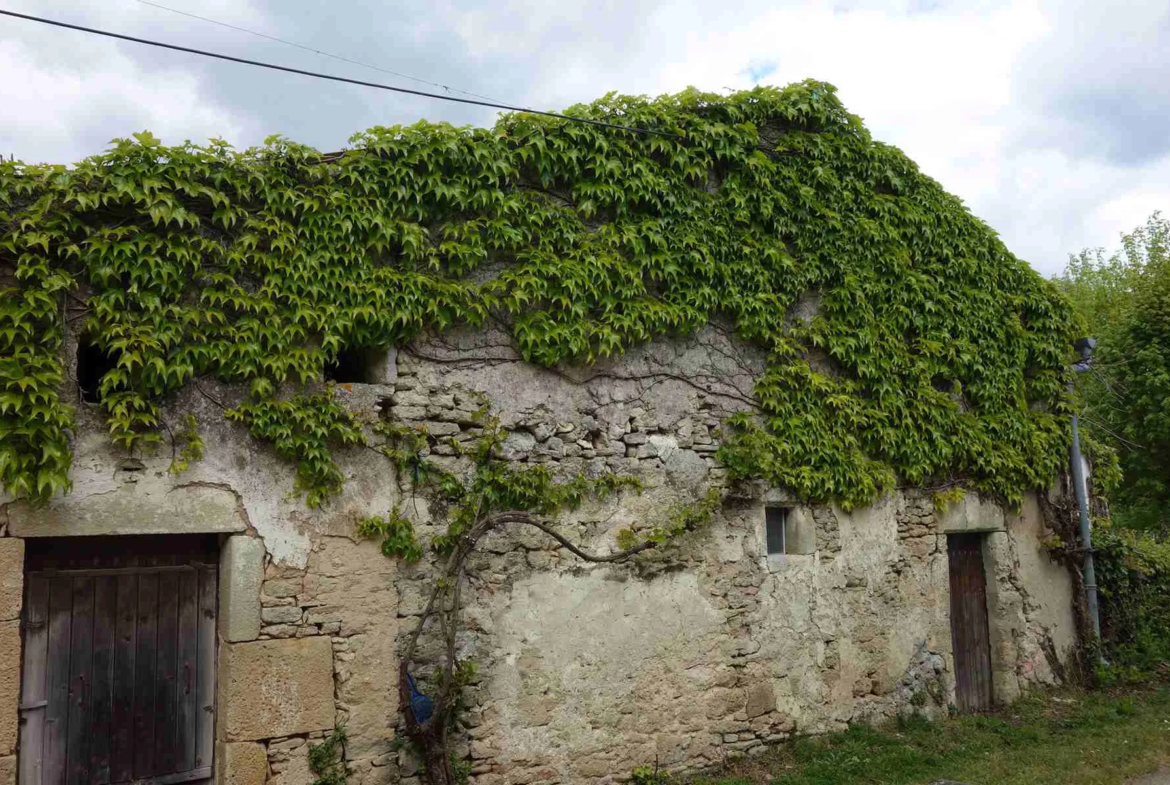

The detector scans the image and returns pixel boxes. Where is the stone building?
[0,321,1079,785]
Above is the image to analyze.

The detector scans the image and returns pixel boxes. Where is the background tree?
[1054,212,1170,532]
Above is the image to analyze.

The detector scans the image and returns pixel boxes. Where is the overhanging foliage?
[0,79,1074,507]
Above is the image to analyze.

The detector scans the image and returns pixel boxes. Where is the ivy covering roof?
[0,80,1074,508]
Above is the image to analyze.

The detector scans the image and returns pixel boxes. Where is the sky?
[1,0,1168,276]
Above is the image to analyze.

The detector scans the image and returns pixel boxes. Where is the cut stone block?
[0,540,23,622]
[0,621,20,755]
[218,742,268,785]
[220,535,265,642]
[219,637,334,741]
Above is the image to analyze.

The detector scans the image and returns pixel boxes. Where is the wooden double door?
[19,536,218,785]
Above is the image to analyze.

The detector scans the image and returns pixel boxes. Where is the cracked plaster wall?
[0,324,1079,785]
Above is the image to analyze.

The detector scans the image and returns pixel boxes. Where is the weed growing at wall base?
[685,684,1170,785]
[308,726,347,785]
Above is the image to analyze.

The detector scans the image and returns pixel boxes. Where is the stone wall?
[214,534,401,785]
[0,539,22,785]
[0,324,1080,784]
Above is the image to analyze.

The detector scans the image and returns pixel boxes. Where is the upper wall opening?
[76,338,117,403]
[324,347,396,385]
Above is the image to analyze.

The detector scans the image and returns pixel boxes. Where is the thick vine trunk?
[400,511,662,785]
[420,737,455,785]
[400,660,456,785]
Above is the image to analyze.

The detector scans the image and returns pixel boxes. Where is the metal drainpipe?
[1069,337,1102,644]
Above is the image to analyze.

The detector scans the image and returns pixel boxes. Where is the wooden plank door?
[20,561,217,785]
[19,577,49,785]
[948,533,993,711]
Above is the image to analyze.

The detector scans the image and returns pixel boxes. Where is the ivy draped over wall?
[0,80,1074,508]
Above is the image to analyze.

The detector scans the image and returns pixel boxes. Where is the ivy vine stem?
[399,509,671,785]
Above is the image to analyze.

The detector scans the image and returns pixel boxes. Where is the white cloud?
[0,0,1166,273]
[0,36,244,164]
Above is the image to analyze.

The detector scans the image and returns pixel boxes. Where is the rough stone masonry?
[0,323,1079,785]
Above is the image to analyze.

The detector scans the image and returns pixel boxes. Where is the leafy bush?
[1094,525,1170,674]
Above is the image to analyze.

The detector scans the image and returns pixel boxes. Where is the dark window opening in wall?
[765,506,789,555]
[325,347,375,384]
[77,338,118,403]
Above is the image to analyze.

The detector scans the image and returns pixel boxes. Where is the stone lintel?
[937,494,1006,534]
[8,483,247,537]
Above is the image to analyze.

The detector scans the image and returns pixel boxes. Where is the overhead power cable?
[0,8,680,140]
[134,0,501,104]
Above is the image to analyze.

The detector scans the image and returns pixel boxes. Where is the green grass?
[688,684,1170,785]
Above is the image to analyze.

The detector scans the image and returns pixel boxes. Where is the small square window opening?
[325,348,370,384]
[324,346,395,385]
[765,506,788,555]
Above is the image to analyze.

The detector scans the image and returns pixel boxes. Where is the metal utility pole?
[1069,336,1101,643]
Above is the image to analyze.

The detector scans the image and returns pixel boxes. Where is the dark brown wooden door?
[948,533,993,711]
[20,537,217,785]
